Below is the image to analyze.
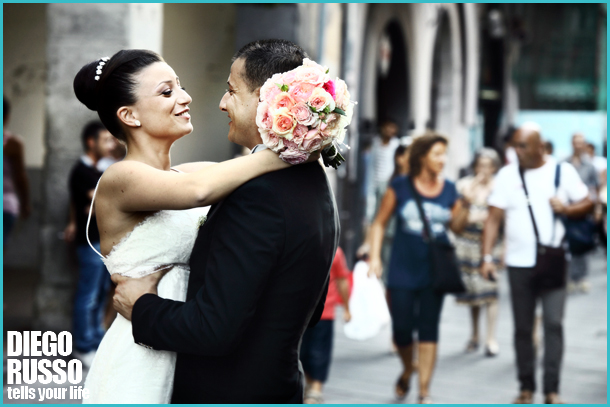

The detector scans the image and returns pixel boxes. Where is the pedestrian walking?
[368,131,470,403]
[364,119,401,225]
[481,122,593,404]
[563,133,599,293]
[358,141,411,279]
[454,148,503,357]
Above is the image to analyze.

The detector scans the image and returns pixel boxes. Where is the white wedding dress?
[82,175,209,404]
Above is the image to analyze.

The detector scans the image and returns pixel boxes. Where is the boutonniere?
[197,215,207,229]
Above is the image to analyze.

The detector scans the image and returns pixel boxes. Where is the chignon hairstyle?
[73,49,164,142]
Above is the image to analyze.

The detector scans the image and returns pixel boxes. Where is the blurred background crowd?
[3,3,607,404]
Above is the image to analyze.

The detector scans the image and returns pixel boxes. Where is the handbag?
[408,178,466,294]
[563,214,597,255]
[519,165,567,292]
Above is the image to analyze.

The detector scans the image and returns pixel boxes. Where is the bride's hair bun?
[74,60,103,111]
[73,50,164,142]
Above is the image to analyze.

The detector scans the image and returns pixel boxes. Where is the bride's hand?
[306,150,322,163]
[111,265,173,321]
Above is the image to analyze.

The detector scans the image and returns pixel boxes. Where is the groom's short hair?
[233,39,309,92]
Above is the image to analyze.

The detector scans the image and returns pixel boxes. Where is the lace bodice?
[86,174,209,278]
[103,208,208,278]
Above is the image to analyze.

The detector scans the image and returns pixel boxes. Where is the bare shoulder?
[98,161,153,192]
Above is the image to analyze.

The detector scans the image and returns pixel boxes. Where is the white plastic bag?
[343,260,391,340]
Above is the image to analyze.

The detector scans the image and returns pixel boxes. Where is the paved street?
[324,249,607,404]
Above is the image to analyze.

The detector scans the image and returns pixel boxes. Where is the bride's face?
[130,62,193,140]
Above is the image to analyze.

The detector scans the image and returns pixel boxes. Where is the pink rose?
[271,92,296,111]
[320,113,340,135]
[280,147,310,165]
[325,113,340,126]
[292,124,309,139]
[295,66,326,85]
[308,87,336,112]
[283,71,296,85]
[323,80,336,99]
[256,101,272,130]
[303,58,328,73]
[271,108,296,136]
[290,102,317,126]
[333,78,350,110]
[283,139,299,149]
[262,86,281,103]
[291,124,308,147]
[260,130,284,153]
[260,73,283,101]
[290,83,315,103]
[321,104,353,145]
[320,113,345,144]
[301,129,324,152]
[320,121,334,138]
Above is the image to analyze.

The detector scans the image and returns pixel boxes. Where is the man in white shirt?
[480,123,593,404]
[365,120,400,223]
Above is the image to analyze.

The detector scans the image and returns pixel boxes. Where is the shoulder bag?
[408,178,466,294]
[519,165,567,292]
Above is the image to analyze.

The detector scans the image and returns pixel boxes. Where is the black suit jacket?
[132,162,340,403]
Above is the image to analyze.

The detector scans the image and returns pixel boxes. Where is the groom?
[112,39,340,403]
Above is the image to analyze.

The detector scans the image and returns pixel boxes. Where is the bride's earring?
[134,120,141,127]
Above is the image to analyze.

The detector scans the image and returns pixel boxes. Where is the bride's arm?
[101,149,291,212]
[172,161,216,173]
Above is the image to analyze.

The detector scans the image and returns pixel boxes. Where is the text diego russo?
[5,331,89,401]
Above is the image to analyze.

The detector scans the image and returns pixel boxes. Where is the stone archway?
[360,4,411,135]
[376,20,409,133]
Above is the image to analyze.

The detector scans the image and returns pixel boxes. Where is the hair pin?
[94,56,110,81]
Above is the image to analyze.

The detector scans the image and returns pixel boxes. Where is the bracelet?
[482,254,494,264]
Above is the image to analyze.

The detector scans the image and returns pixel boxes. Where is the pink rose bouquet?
[257,58,354,168]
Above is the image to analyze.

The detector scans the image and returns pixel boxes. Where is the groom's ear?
[117,106,139,128]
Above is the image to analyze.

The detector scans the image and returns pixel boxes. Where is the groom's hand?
[111,265,173,321]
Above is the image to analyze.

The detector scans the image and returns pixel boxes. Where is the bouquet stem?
[322,144,345,169]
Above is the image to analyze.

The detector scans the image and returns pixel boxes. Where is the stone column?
[35,3,163,331]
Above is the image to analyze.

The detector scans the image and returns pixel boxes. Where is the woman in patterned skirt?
[454,148,503,356]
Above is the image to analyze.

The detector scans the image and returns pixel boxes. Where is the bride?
[73,49,300,403]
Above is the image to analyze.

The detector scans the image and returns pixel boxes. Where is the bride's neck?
[125,136,173,171]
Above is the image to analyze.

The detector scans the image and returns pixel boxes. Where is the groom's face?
[219,58,261,149]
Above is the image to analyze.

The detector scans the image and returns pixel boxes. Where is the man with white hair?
[480,122,593,404]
